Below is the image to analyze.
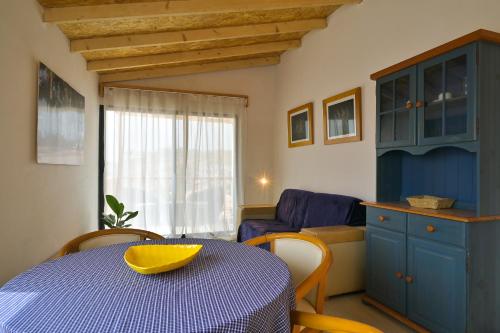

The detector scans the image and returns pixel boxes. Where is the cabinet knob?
[415,100,425,108]
[378,215,386,222]
[395,272,403,279]
[426,224,436,233]
[405,276,414,284]
[405,100,414,109]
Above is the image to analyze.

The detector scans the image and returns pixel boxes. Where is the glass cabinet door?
[376,67,417,148]
[417,44,476,145]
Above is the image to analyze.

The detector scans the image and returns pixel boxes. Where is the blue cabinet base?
[364,205,500,333]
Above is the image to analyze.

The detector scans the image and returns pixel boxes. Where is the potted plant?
[101,194,138,228]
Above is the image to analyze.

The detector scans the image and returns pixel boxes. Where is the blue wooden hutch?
[362,30,500,333]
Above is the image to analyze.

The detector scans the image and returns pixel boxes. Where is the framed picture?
[287,102,314,148]
[323,87,362,145]
[37,62,85,165]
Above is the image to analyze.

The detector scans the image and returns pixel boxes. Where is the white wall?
[0,1,99,285]
[272,0,500,202]
[125,66,277,204]
[3,0,498,284]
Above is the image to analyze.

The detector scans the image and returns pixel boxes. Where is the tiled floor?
[324,293,415,333]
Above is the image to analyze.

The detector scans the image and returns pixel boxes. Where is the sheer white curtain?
[103,87,245,237]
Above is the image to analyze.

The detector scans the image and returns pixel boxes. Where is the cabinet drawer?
[408,214,466,247]
[367,207,406,232]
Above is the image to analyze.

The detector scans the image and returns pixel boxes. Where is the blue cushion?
[276,189,313,228]
[237,219,301,250]
[303,192,366,228]
[237,219,301,242]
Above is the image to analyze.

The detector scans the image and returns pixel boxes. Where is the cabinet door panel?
[380,80,394,112]
[417,44,476,145]
[376,67,417,148]
[366,226,406,314]
[407,237,466,333]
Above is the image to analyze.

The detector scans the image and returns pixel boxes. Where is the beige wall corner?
[0,0,99,285]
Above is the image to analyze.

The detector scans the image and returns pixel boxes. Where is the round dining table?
[0,238,295,333]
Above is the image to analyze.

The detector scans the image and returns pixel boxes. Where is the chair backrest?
[244,233,332,312]
[291,311,383,333]
[56,228,165,257]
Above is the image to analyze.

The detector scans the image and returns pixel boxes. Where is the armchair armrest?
[300,225,365,244]
[239,204,277,222]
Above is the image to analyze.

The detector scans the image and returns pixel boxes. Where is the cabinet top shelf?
[370,29,500,81]
[361,201,500,223]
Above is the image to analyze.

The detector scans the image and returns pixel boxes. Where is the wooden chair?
[56,228,165,258]
[244,233,332,315]
[291,311,383,333]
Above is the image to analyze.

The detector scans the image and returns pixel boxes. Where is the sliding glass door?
[102,87,243,237]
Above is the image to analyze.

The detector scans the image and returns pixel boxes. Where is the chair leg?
[314,276,328,314]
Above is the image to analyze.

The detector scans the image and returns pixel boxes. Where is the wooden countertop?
[361,201,500,223]
[370,29,500,80]
[239,204,275,208]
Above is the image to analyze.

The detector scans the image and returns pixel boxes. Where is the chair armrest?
[300,225,365,245]
[240,204,277,222]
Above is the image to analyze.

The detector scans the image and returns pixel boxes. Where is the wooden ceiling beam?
[71,19,325,53]
[43,0,361,23]
[99,56,280,83]
[88,40,299,71]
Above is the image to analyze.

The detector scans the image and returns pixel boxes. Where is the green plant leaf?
[105,195,122,216]
[122,224,132,228]
[122,211,139,223]
[101,214,116,226]
[103,220,114,228]
[117,203,125,218]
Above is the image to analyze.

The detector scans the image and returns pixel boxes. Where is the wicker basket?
[406,195,455,209]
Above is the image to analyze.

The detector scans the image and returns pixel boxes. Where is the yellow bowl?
[124,244,203,275]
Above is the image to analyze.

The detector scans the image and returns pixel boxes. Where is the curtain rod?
[99,83,249,107]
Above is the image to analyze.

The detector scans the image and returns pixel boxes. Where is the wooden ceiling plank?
[71,19,325,53]
[43,0,361,23]
[81,31,306,60]
[88,40,299,71]
[99,56,280,82]
[61,6,338,40]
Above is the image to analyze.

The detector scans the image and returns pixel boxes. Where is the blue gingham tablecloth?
[0,238,295,333]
